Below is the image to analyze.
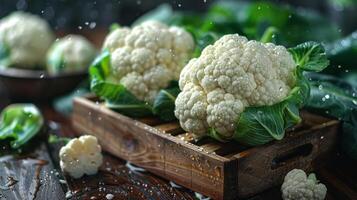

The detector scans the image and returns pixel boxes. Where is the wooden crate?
[72,96,340,200]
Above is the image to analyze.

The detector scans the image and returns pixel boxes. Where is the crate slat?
[72,96,340,200]
[154,122,184,135]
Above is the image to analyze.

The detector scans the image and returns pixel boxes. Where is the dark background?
[0,0,356,35]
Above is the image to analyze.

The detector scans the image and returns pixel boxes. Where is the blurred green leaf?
[325,31,357,74]
[0,104,44,149]
[305,73,357,160]
[0,41,10,68]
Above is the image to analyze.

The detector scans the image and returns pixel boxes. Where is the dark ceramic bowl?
[0,68,87,102]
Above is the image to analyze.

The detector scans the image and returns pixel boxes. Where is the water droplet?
[106,194,114,200]
[89,22,97,29]
[318,85,323,90]
[178,3,182,7]
[78,26,83,30]
[324,94,330,99]
[40,74,44,78]
[65,191,73,199]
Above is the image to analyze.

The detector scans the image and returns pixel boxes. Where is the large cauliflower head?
[175,34,296,137]
[0,11,54,68]
[281,169,327,200]
[47,34,97,74]
[102,20,194,103]
[59,135,103,179]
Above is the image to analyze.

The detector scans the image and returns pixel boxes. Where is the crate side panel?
[72,98,165,174]
[235,121,339,198]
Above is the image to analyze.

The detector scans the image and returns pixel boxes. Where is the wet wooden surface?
[0,143,65,200]
[0,103,357,200]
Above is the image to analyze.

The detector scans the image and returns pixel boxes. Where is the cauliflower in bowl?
[59,135,103,179]
[102,20,194,103]
[175,34,329,145]
[46,35,97,74]
[0,11,54,68]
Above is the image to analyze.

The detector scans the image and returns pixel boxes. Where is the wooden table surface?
[0,103,357,200]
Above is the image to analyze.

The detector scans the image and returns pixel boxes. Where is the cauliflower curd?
[102,21,194,103]
[175,34,296,137]
[0,11,54,68]
[47,35,97,74]
[59,135,103,179]
[281,169,327,200]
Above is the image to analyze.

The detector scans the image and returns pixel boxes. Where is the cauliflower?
[175,34,296,137]
[46,35,97,74]
[0,11,54,68]
[59,135,103,179]
[281,169,327,200]
[102,20,194,103]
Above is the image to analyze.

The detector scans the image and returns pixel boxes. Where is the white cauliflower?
[46,35,97,74]
[102,20,194,103]
[59,135,103,179]
[281,169,327,200]
[0,11,54,68]
[175,34,296,137]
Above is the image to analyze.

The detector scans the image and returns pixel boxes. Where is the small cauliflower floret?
[175,34,296,137]
[281,169,327,200]
[59,135,103,179]
[0,11,54,68]
[46,35,97,74]
[102,20,194,103]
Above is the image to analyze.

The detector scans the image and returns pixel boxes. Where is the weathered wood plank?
[0,143,65,200]
[154,122,184,135]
